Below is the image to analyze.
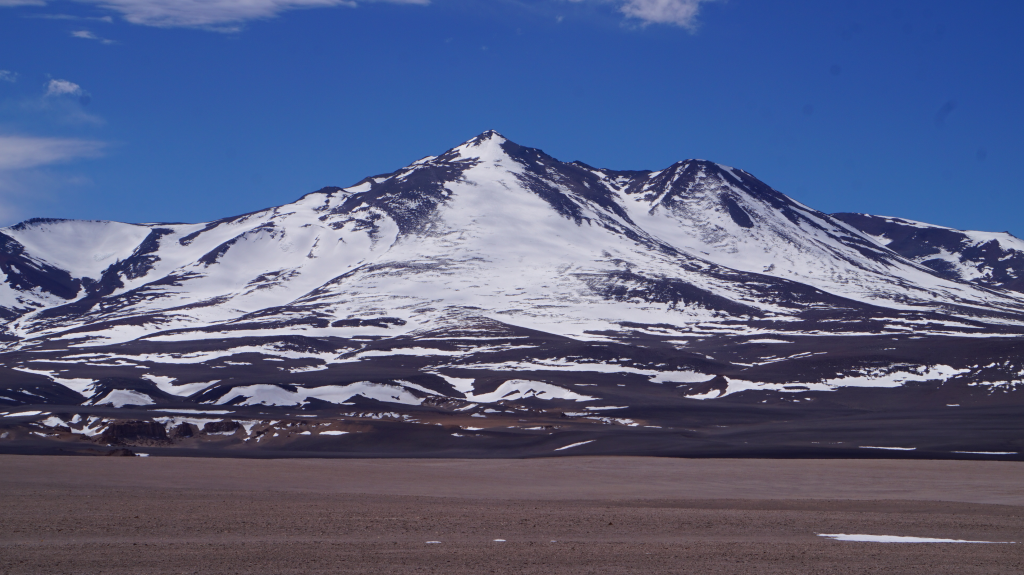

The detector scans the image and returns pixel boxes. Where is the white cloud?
[22,80,102,125]
[27,13,115,21]
[0,70,16,83]
[619,0,714,29]
[0,135,105,223]
[44,79,83,97]
[69,0,428,29]
[566,0,716,29]
[0,135,104,171]
[6,0,710,30]
[71,29,115,43]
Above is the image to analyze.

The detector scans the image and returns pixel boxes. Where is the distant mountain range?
[1,131,1021,459]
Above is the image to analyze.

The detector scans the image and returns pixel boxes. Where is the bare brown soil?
[1,456,1021,574]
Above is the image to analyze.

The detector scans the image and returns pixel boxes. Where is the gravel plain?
[1,456,1021,574]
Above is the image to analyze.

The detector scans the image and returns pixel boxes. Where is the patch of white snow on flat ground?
[817,534,1015,544]
[691,364,970,399]
[319,430,348,435]
[952,451,1018,455]
[649,371,711,384]
[554,440,595,451]
[4,411,47,417]
[859,446,916,451]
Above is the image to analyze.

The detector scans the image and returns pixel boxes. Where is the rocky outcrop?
[203,420,240,434]
[99,421,169,445]
[169,422,195,438]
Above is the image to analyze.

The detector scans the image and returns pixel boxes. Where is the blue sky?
[1,0,1022,236]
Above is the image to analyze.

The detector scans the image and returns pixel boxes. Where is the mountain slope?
[0,131,1021,459]
[833,212,1024,293]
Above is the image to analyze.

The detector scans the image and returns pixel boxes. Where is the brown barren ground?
[1,456,1022,574]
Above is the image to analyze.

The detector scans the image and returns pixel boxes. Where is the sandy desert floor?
[1,456,1021,574]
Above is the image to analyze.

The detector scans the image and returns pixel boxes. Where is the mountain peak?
[472,129,505,141]
[465,129,509,148]
[444,130,512,162]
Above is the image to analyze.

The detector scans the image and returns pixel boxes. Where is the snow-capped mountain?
[833,213,1024,294]
[1,131,1021,459]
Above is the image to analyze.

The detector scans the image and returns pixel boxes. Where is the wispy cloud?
[25,12,114,21]
[55,0,429,30]
[7,0,712,30]
[566,0,716,29]
[0,134,105,223]
[71,29,115,43]
[0,134,105,171]
[35,79,99,122]
[0,70,16,83]
[618,0,715,29]
[44,78,83,97]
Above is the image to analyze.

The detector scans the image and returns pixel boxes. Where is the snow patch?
[692,365,970,399]
[818,534,1014,544]
[93,390,155,408]
[554,440,595,451]
[11,368,95,395]
[649,371,710,384]
[4,410,46,417]
[215,382,424,407]
[464,380,595,403]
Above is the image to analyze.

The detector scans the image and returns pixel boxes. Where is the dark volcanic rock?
[170,422,195,438]
[203,421,240,434]
[100,421,169,444]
